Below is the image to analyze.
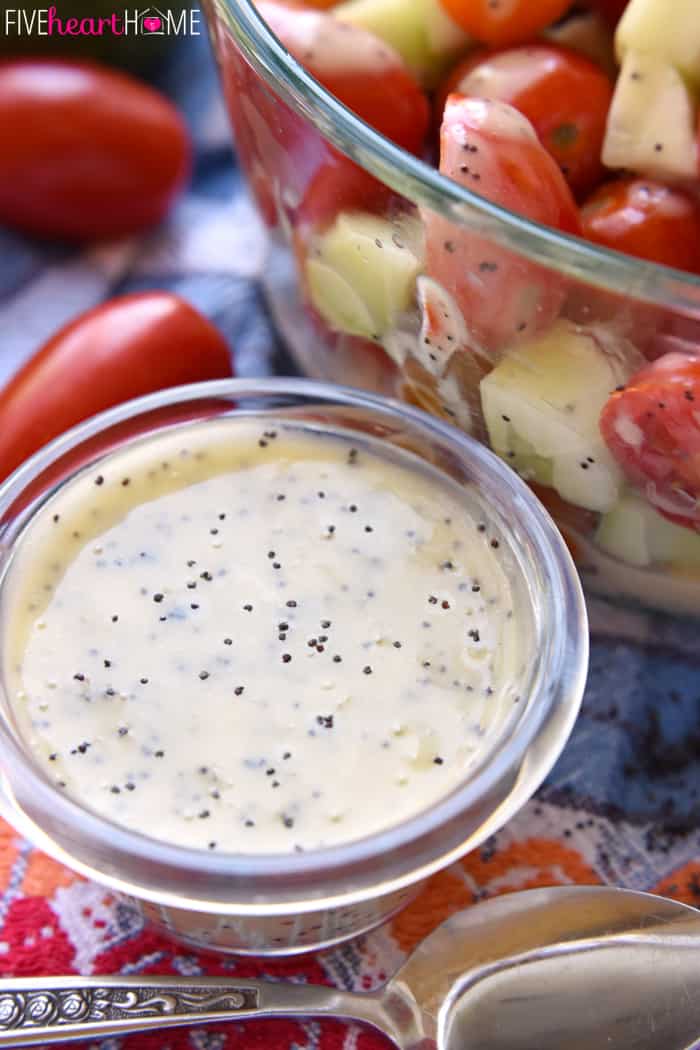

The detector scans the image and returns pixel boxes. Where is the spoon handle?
[0,975,389,1047]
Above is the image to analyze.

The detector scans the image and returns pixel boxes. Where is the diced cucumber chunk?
[422,0,470,56]
[603,52,698,179]
[334,0,470,85]
[335,0,426,79]
[595,494,652,566]
[596,493,700,568]
[480,320,640,513]
[648,512,700,568]
[503,431,555,488]
[305,212,422,340]
[306,259,377,339]
[617,0,700,86]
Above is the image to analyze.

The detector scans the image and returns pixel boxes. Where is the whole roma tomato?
[439,45,613,196]
[423,95,580,354]
[600,353,700,530]
[2,399,228,525]
[0,291,233,482]
[439,0,573,46]
[0,60,191,241]
[580,179,700,274]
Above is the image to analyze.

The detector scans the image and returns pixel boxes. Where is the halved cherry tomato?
[567,182,700,357]
[225,5,421,236]
[296,150,394,231]
[219,37,391,239]
[580,179,700,274]
[0,60,191,242]
[439,45,613,196]
[0,291,233,482]
[423,95,580,354]
[438,0,573,47]
[257,2,430,155]
[600,353,700,530]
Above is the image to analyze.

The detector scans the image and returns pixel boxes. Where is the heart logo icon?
[143,16,161,31]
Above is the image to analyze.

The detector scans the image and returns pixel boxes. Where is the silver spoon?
[0,885,698,1048]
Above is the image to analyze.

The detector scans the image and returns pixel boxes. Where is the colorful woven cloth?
[0,30,698,1050]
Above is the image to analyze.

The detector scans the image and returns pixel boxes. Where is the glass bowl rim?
[0,377,588,906]
[207,0,700,314]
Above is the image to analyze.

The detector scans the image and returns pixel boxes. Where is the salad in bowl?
[203,0,700,614]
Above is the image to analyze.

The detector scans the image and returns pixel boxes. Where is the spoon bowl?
[0,885,698,1048]
[431,886,700,1050]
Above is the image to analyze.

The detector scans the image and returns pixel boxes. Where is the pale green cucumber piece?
[334,0,470,86]
[306,260,377,339]
[596,493,700,568]
[335,0,427,79]
[648,510,700,567]
[480,320,636,513]
[603,52,698,179]
[306,212,422,340]
[595,494,652,566]
[616,0,700,85]
[422,0,470,57]
[502,431,555,489]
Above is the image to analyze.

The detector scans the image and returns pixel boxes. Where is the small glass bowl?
[0,379,587,955]
[203,0,700,616]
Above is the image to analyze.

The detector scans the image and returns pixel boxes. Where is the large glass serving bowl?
[203,0,700,616]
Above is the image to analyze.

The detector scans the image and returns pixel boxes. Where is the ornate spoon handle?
[0,975,390,1047]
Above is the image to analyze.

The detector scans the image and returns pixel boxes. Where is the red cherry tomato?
[0,292,234,482]
[423,95,580,354]
[438,0,573,46]
[298,155,395,232]
[257,2,429,155]
[219,41,391,236]
[580,179,700,274]
[439,45,613,196]
[225,4,420,237]
[600,353,700,530]
[0,60,191,242]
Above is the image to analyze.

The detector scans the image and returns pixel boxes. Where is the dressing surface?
[1,418,519,854]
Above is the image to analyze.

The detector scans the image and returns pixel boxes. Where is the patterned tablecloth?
[0,29,698,1050]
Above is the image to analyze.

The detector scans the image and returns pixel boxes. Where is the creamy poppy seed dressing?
[1,418,522,853]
